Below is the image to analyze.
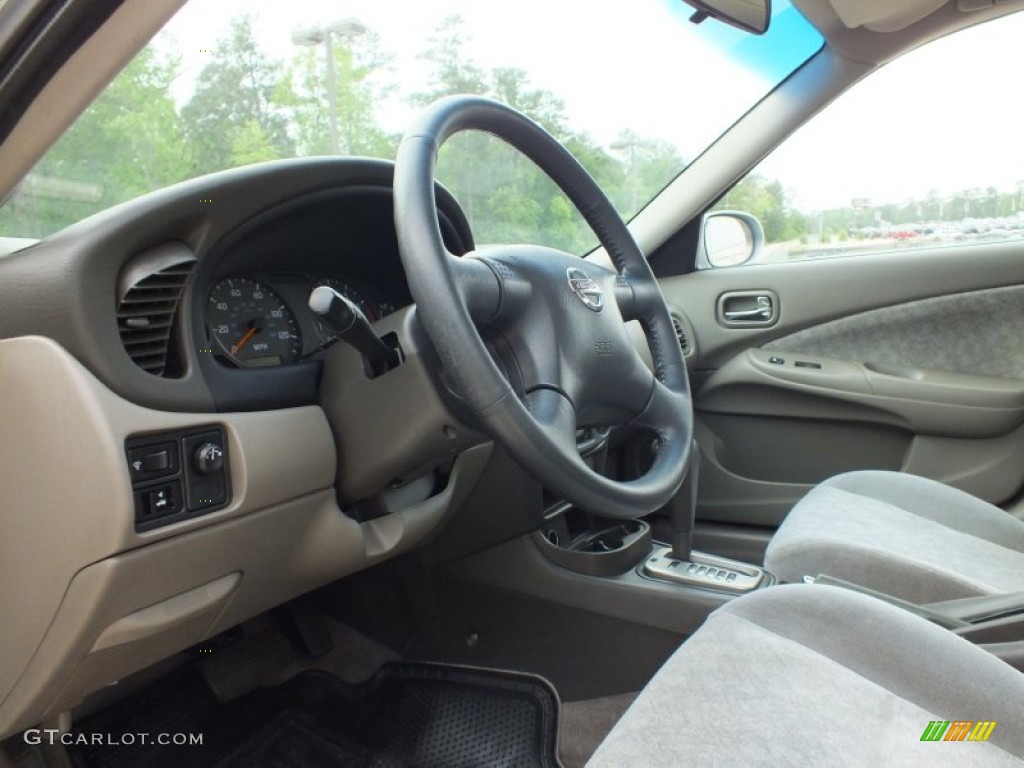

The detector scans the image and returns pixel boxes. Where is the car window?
[709,12,1024,267]
[0,0,822,248]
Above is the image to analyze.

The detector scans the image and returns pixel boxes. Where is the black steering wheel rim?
[394,95,693,519]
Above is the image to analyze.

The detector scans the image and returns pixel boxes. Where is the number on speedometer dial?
[207,278,302,367]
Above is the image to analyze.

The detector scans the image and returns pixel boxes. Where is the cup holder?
[571,524,645,554]
[533,508,652,577]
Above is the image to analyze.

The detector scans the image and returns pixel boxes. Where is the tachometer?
[207,278,302,367]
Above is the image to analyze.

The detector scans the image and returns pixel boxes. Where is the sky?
[156,0,1023,213]
[158,0,784,163]
[757,11,1024,210]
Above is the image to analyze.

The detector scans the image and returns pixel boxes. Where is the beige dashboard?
[0,335,490,738]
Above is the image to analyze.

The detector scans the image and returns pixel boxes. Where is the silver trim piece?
[724,296,773,320]
[641,547,765,593]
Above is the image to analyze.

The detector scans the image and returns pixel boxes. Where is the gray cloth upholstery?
[763,284,1024,380]
[764,470,1024,604]
[589,584,1024,767]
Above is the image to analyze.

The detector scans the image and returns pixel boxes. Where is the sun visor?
[829,0,948,31]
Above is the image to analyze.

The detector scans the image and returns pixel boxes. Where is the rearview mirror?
[683,0,771,35]
[701,211,764,267]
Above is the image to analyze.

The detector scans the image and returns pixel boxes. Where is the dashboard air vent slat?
[671,315,691,356]
[123,329,176,346]
[118,304,181,319]
[116,245,197,378]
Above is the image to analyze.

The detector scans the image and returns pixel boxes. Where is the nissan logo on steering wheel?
[566,267,604,312]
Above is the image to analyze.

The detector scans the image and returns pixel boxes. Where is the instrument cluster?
[205,274,398,368]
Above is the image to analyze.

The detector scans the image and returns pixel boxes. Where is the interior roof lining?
[796,0,1024,66]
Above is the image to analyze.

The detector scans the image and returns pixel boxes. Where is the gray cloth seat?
[589,584,1024,767]
[763,470,1024,604]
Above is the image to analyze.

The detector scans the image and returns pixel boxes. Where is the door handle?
[719,292,777,326]
[724,297,772,320]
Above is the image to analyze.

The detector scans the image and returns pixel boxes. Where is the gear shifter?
[669,440,699,561]
[642,440,767,593]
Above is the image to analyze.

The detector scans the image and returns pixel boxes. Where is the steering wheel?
[394,96,692,519]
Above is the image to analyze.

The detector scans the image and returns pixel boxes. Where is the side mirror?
[701,211,764,268]
[683,0,771,35]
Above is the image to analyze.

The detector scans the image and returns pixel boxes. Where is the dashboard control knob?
[194,442,225,475]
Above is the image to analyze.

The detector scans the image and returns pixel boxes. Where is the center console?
[440,434,775,651]
[532,505,771,593]
[533,436,772,602]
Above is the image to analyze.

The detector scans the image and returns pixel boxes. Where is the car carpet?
[68,662,562,768]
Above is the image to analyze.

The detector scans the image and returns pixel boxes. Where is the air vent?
[671,315,691,356]
[116,244,196,377]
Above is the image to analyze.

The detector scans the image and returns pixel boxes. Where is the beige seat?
[763,471,1024,604]
[589,583,1024,767]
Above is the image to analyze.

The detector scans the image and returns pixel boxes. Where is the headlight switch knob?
[194,442,225,475]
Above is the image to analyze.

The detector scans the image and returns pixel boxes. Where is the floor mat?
[69,662,562,768]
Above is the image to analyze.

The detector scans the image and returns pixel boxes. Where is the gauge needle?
[231,326,258,355]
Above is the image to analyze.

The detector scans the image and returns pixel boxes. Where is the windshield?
[0,0,821,248]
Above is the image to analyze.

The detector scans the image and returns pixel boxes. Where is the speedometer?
[207,278,302,367]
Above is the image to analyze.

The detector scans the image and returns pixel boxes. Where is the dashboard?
[0,157,495,740]
[0,157,473,413]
